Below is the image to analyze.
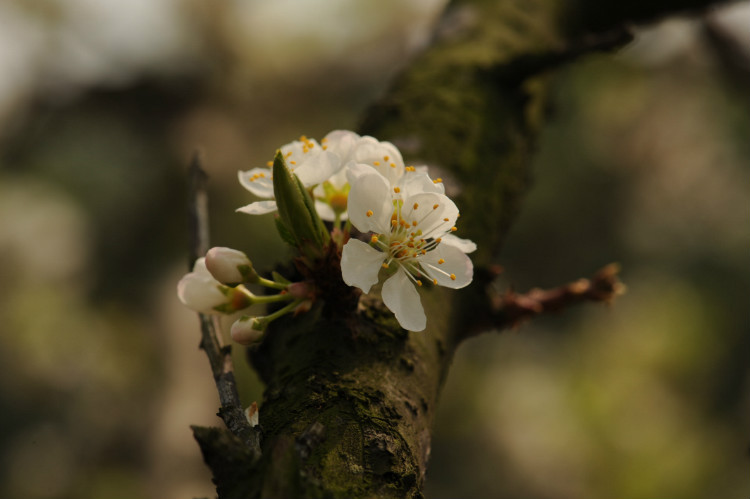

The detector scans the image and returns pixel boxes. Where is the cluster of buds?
[177,130,476,340]
[177,247,312,344]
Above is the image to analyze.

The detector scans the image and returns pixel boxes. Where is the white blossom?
[341,164,474,331]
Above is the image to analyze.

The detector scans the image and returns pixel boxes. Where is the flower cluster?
[178,130,475,338]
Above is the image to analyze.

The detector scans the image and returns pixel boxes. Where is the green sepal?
[274,217,297,247]
[271,150,329,255]
[271,271,291,285]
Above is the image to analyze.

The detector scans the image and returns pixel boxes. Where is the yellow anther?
[438,259,445,264]
[421,249,426,255]
[323,145,328,150]
[433,278,438,285]
[443,217,449,222]
[290,160,297,165]
[285,151,292,158]
[433,204,439,209]
[300,135,307,141]
[451,226,457,232]
[382,263,389,269]
[259,173,265,177]
[390,163,396,168]
[450,274,456,280]
[416,280,423,287]
[394,187,400,193]
[371,235,379,243]
[413,203,419,210]
[436,238,442,243]
[391,219,398,226]
[412,221,417,227]
[266,161,273,167]
[366,210,373,217]
[322,137,328,143]
[433,178,443,184]
[384,155,389,161]
[373,161,380,166]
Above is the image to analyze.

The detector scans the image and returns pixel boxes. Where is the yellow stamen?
[382,263,389,268]
[366,210,373,217]
[290,160,297,165]
[413,203,419,210]
[416,280,422,287]
[394,187,400,193]
[443,217,449,222]
[323,145,328,150]
[384,155,389,161]
[266,161,273,167]
[433,178,443,184]
[451,226,457,232]
[373,161,380,166]
[433,278,438,285]
[390,163,396,168]
[371,236,378,243]
[438,259,445,264]
[450,274,456,280]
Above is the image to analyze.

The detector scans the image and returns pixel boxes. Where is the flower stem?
[257,276,289,290]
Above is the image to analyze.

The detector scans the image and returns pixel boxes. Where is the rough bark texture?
[192,0,732,497]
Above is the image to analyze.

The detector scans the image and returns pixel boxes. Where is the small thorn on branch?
[493,263,625,329]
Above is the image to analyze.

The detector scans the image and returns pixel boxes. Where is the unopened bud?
[178,258,240,314]
[230,315,265,344]
[205,247,258,285]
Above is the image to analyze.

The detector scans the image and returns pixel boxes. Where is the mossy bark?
[193,0,730,496]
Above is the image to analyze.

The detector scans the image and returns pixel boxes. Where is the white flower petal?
[294,150,342,186]
[236,200,278,215]
[315,200,343,222]
[177,258,227,313]
[399,171,444,197]
[238,168,274,198]
[398,192,458,238]
[382,268,426,331]
[323,130,360,162]
[347,166,392,234]
[341,239,386,293]
[421,243,473,289]
[353,136,404,185]
[441,233,477,254]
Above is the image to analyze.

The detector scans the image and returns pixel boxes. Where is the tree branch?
[458,263,625,341]
[186,152,261,457]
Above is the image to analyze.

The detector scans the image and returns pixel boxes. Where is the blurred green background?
[0,1,747,498]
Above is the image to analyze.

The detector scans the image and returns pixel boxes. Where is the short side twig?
[187,152,261,457]
[460,263,625,341]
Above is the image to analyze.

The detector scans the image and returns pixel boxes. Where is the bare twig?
[460,263,625,340]
[187,151,261,457]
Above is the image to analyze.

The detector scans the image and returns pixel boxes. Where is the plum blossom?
[341,164,474,331]
[238,130,417,222]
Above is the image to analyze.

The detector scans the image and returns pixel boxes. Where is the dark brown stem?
[460,263,625,341]
[187,152,261,456]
